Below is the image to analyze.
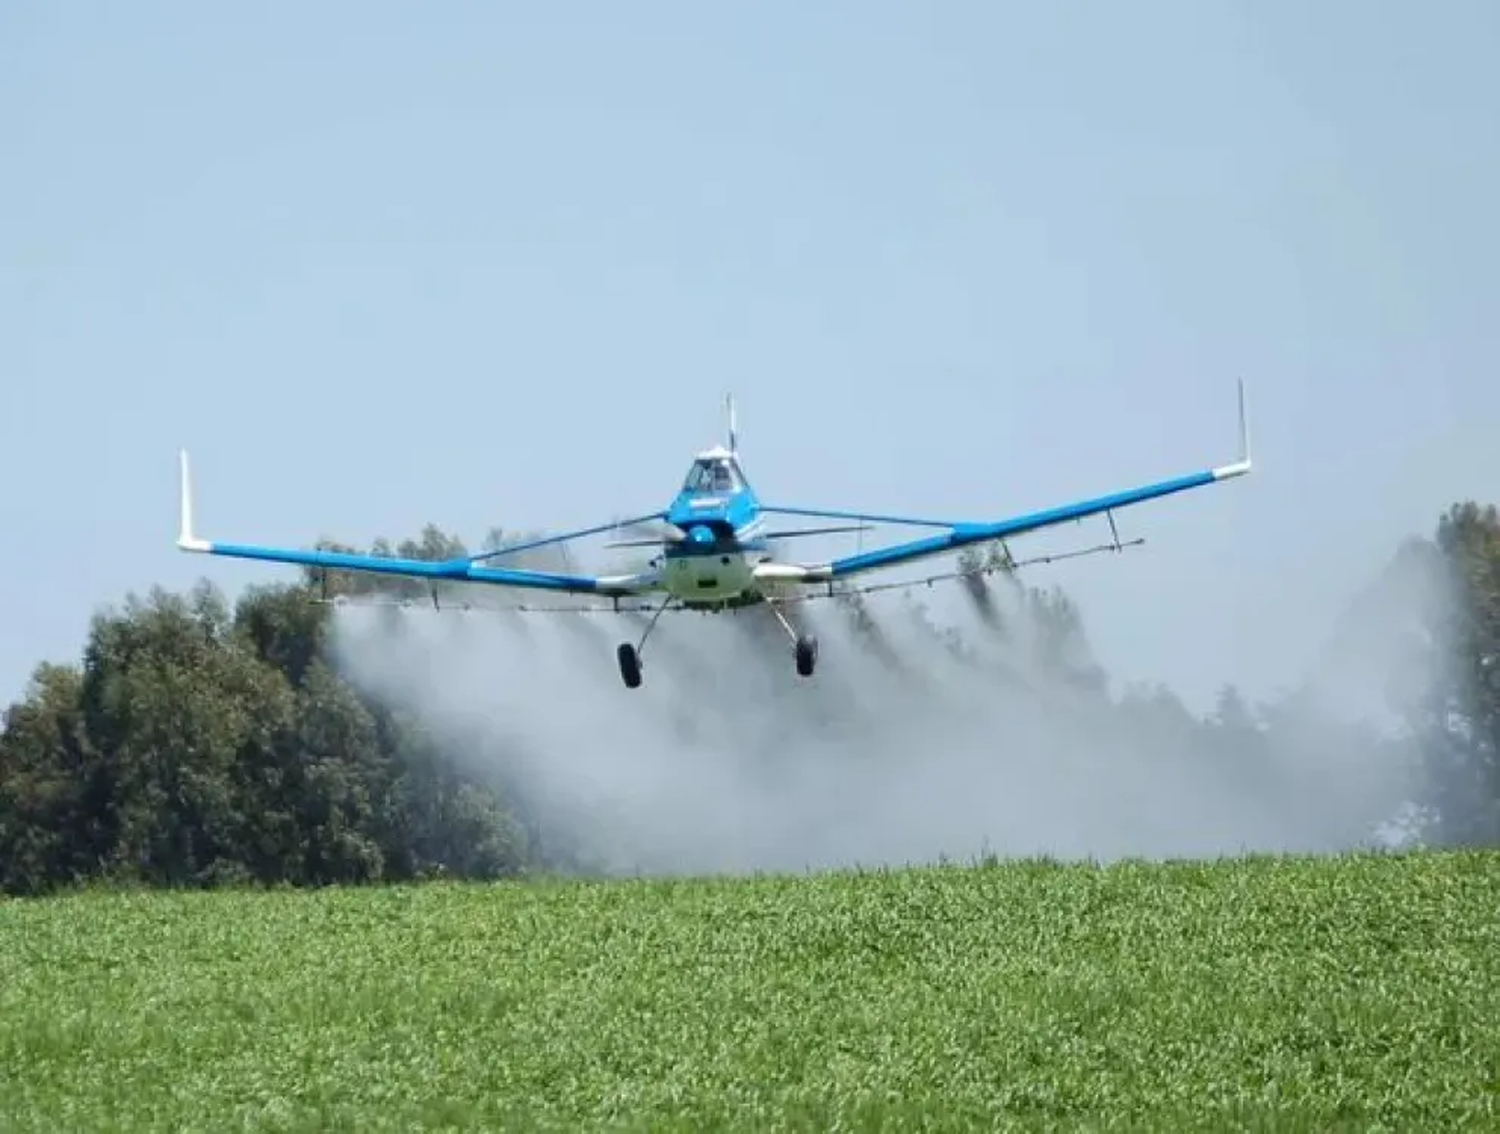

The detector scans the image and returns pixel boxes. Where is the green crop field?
[3,850,1498,1131]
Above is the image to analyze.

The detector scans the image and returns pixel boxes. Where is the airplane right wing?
[756,379,1252,586]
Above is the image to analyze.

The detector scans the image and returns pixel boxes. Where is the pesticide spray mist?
[324,545,1429,876]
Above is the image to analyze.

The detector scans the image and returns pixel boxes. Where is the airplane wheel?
[617,643,642,689]
[794,635,818,677]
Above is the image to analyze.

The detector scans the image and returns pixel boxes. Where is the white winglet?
[1211,378,1252,481]
[177,450,211,552]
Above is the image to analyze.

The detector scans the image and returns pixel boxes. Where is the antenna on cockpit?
[725,392,738,454]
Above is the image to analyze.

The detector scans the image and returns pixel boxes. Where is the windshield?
[682,458,740,494]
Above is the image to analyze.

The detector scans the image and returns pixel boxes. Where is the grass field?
[3,850,1498,1131]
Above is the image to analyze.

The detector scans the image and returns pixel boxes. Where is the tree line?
[2,503,1497,896]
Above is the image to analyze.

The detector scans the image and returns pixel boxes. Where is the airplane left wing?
[758,379,1252,586]
[173,452,660,597]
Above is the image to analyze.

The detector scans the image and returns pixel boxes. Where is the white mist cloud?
[324,552,1430,876]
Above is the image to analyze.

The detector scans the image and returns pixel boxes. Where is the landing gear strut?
[617,597,672,689]
[768,600,818,678]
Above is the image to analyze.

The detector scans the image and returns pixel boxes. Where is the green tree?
[76,583,299,886]
[0,663,101,894]
[0,561,530,897]
[1409,503,1500,843]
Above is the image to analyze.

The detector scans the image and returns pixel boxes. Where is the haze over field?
[329,538,1431,874]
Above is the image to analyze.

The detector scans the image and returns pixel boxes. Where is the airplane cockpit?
[681,454,743,495]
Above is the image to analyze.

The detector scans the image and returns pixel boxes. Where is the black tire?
[617,642,642,689]
[794,635,818,677]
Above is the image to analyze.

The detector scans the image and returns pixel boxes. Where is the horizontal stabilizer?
[469,512,677,563]
[763,524,872,540]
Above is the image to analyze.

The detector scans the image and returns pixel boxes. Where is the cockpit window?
[683,458,740,494]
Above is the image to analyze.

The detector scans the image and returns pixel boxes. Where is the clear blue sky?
[5,2,1497,711]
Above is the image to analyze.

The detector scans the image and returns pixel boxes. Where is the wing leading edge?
[173,452,660,597]
[760,379,1253,584]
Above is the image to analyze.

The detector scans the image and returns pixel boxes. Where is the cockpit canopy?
[681,454,743,495]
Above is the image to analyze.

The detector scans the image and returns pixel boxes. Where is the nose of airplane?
[688,524,715,545]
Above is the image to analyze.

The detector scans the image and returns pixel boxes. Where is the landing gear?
[768,600,818,679]
[614,595,819,688]
[617,642,642,688]
[794,634,818,677]
[617,597,672,689]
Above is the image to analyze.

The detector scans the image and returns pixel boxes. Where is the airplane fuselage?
[660,541,760,606]
[657,446,773,608]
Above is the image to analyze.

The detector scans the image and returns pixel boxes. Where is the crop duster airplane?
[176,383,1251,689]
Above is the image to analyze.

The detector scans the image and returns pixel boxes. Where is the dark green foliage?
[0,569,528,897]
[1405,503,1500,843]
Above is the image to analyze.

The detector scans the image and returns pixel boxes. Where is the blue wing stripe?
[828,468,1219,577]
[206,541,606,592]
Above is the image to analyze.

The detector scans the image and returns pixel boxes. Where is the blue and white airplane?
[176,383,1251,689]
